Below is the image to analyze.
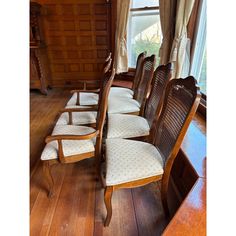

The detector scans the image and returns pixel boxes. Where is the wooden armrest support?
[60,107,98,113]
[45,130,99,143]
[70,89,100,94]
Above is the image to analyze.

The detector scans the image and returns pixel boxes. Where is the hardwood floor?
[30,88,168,236]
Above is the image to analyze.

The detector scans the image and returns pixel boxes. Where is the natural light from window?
[127,0,161,68]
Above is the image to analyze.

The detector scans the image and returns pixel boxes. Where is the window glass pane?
[199,50,206,94]
[127,10,162,67]
[131,0,159,8]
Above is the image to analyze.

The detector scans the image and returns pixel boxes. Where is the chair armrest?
[70,89,100,94]
[45,130,99,143]
[60,107,98,113]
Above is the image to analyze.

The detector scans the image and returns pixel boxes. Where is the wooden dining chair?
[66,53,112,107]
[107,63,172,139]
[41,69,115,197]
[101,76,201,226]
[109,51,146,98]
[108,55,156,115]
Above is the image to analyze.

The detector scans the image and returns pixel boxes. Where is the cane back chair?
[108,55,156,115]
[109,51,146,98]
[107,63,172,139]
[102,76,201,226]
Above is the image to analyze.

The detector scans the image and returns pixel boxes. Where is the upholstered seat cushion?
[107,114,150,138]
[41,125,96,161]
[56,111,97,125]
[105,139,164,186]
[109,87,133,98]
[66,92,98,106]
[108,97,140,114]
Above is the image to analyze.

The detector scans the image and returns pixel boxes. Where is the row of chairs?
[40,52,201,226]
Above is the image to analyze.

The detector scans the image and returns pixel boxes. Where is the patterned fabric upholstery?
[108,97,140,114]
[109,87,133,98]
[107,114,150,138]
[41,125,96,160]
[66,92,99,106]
[56,111,97,125]
[105,139,164,186]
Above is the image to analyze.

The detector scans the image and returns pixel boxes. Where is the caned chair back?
[134,55,156,115]
[151,76,201,168]
[132,51,147,91]
[144,63,172,127]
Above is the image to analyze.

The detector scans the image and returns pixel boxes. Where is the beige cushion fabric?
[108,97,140,114]
[56,111,97,125]
[109,87,133,98]
[105,139,164,186]
[66,92,98,106]
[41,125,96,161]
[107,114,150,138]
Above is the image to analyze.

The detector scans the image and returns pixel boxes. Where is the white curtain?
[113,0,131,74]
[170,0,195,78]
[159,0,176,65]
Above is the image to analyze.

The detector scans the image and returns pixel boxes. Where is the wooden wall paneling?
[38,0,111,88]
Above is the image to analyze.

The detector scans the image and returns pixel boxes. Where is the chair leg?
[160,180,170,218]
[104,186,113,226]
[42,161,54,198]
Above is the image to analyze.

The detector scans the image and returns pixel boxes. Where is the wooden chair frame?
[42,69,115,197]
[102,77,201,226]
[133,55,156,116]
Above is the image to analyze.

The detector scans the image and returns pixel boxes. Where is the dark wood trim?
[130,6,159,12]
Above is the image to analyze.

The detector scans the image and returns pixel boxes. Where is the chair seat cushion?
[41,125,96,161]
[105,139,164,186]
[108,97,140,114]
[56,111,97,125]
[109,87,133,98]
[66,92,98,106]
[107,114,150,138]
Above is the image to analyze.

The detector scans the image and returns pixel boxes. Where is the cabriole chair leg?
[104,186,113,226]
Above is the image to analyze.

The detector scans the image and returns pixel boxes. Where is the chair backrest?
[99,57,112,89]
[134,54,156,115]
[132,51,147,91]
[151,76,201,170]
[144,63,172,127]
[103,53,112,73]
[96,68,116,132]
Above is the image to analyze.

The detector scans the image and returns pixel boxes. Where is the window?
[127,0,162,68]
[190,0,207,95]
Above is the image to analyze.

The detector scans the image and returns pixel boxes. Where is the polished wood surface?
[36,0,111,88]
[163,178,206,236]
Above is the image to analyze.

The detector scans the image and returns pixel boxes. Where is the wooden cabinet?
[30,1,51,95]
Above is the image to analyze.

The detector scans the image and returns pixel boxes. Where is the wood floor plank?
[48,159,96,236]
[30,164,67,236]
